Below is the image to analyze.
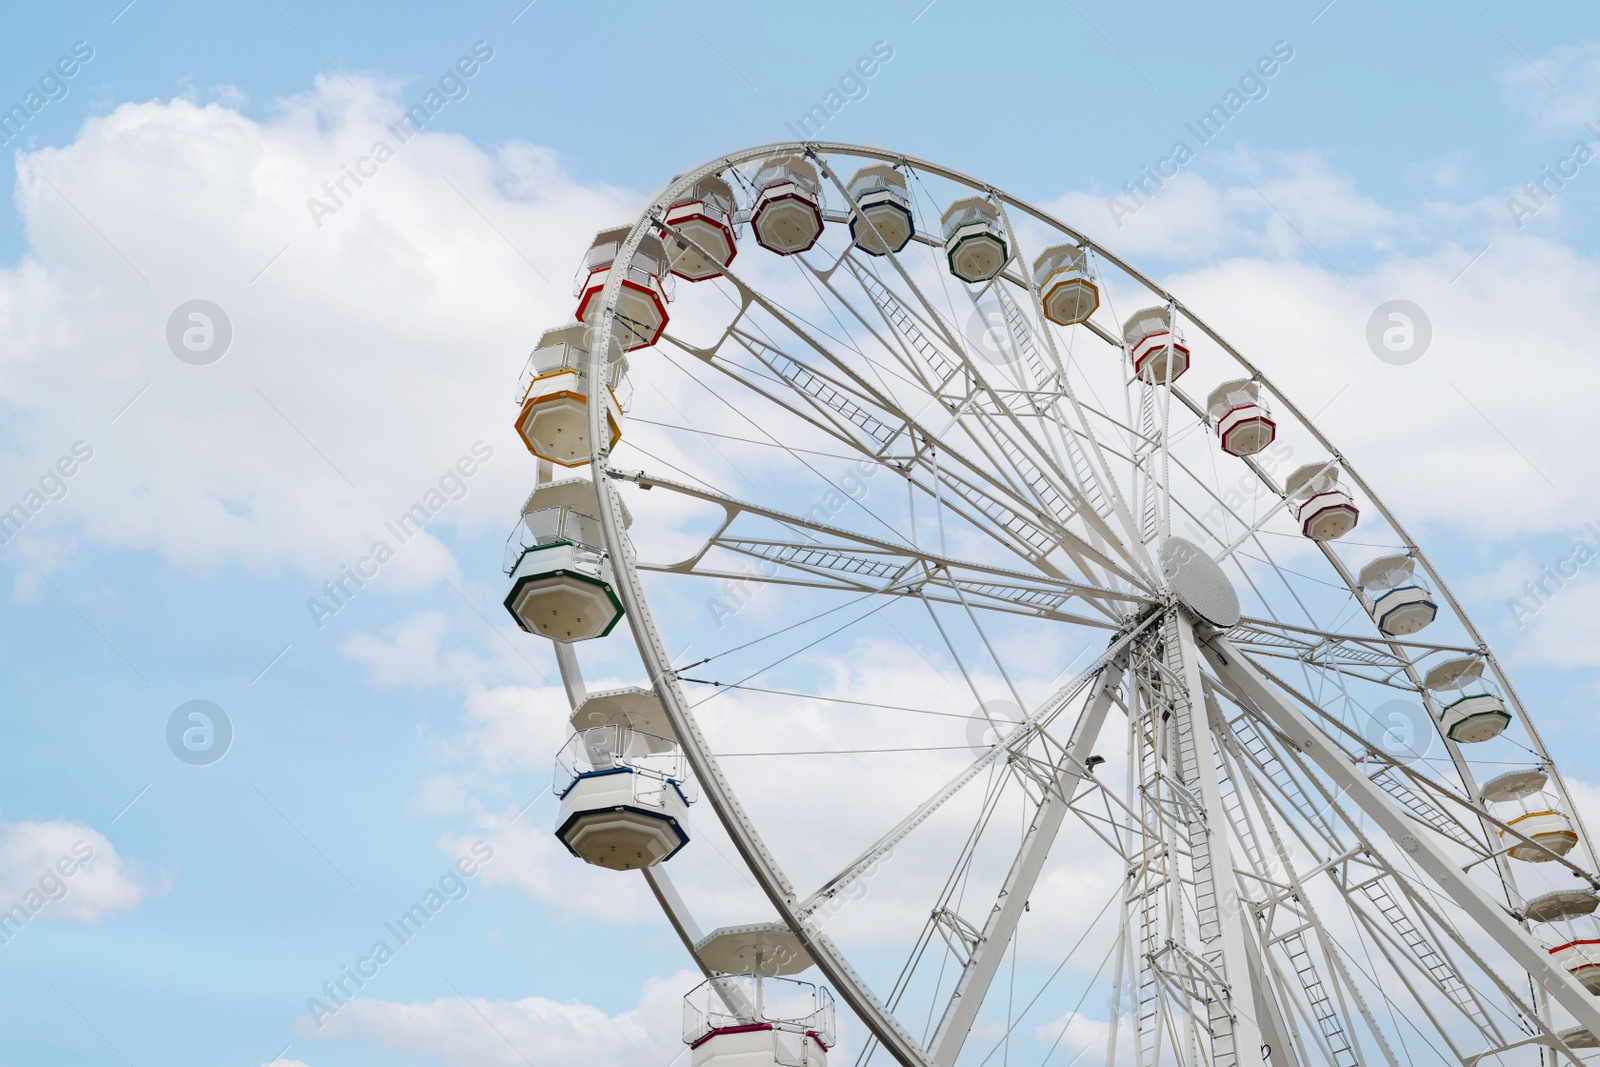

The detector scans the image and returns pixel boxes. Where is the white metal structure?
[576,227,673,350]
[940,196,1007,283]
[513,323,626,466]
[752,156,825,255]
[1425,657,1513,745]
[1286,461,1359,541]
[553,721,693,868]
[684,971,837,1067]
[1206,377,1276,458]
[511,144,1600,1067]
[848,164,915,257]
[1357,553,1439,637]
[1032,244,1099,326]
[665,175,741,281]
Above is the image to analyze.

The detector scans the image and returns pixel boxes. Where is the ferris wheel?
[501,143,1600,1067]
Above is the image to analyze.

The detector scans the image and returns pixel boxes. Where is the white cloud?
[1501,41,1600,134]
[7,69,1591,637]
[1052,162,1600,543]
[0,819,159,924]
[413,772,482,819]
[1050,147,1406,264]
[296,971,695,1067]
[441,817,657,923]
[1403,150,1475,195]
[0,74,637,593]
[1566,779,1600,838]
[1510,572,1600,667]
[457,681,569,774]
[1031,1012,1117,1062]
[341,611,456,687]
[344,606,1115,947]
[343,611,664,918]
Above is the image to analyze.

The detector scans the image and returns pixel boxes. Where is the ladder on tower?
[994,285,1056,388]
[1216,757,1268,877]
[986,420,1081,531]
[845,261,963,391]
[995,287,1118,525]
[1217,732,1362,1067]
[1228,711,1498,1050]
[1368,765,1484,851]
[1132,707,1170,1067]
[1164,629,1240,1067]
[1282,930,1360,1067]
[1135,382,1162,545]
[1352,875,1499,1041]
[1227,713,1338,840]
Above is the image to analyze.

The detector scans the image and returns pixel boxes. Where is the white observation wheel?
[501,143,1600,1067]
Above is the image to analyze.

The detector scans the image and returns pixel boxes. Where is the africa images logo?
[166,700,233,766]
[305,42,495,229]
[0,40,94,147]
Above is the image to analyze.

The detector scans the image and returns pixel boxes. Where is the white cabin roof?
[1480,766,1549,803]
[757,154,820,186]
[1031,243,1085,275]
[1121,305,1173,345]
[694,922,814,976]
[940,195,998,225]
[847,163,907,193]
[1357,553,1416,589]
[1285,461,1342,498]
[1423,655,1485,691]
[1205,378,1261,412]
[570,685,673,741]
[588,225,666,264]
[521,478,632,526]
[687,174,734,202]
[534,322,589,353]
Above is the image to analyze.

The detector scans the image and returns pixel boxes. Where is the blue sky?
[2,0,1598,245]
[2,1,1600,1066]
